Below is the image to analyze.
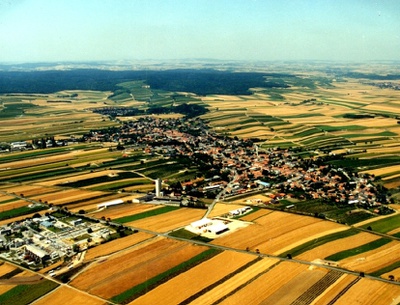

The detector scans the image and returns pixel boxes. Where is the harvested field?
[339,241,400,273]
[70,237,209,299]
[128,251,255,305]
[218,261,309,305]
[188,257,279,305]
[38,169,121,186]
[0,185,56,197]
[0,199,32,212]
[0,263,17,276]
[333,277,400,305]
[125,207,206,232]
[0,212,39,226]
[31,189,107,205]
[93,203,161,220]
[33,286,106,305]
[240,209,273,222]
[84,232,154,261]
[208,203,248,218]
[311,274,360,305]
[213,211,344,255]
[296,232,381,261]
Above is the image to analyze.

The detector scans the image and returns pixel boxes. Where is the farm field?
[70,237,210,300]
[124,207,206,232]
[212,211,346,255]
[32,286,106,305]
[0,68,399,304]
[128,250,256,305]
[84,231,155,261]
[296,232,381,261]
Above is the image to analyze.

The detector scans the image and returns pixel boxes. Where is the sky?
[0,0,399,63]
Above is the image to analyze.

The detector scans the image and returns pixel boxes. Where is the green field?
[0,280,59,305]
[325,238,392,261]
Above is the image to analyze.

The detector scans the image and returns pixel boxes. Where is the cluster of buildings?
[0,212,115,269]
[82,116,387,209]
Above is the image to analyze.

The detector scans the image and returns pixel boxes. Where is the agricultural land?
[0,62,399,304]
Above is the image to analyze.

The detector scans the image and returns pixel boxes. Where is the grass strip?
[279,228,360,258]
[111,248,222,304]
[325,238,392,261]
[114,206,180,223]
[360,214,400,234]
[370,260,400,277]
[0,280,59,305]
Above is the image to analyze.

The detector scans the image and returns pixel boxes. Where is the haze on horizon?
[0,0,399,64]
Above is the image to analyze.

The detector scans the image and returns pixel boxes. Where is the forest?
[0,69,292,96]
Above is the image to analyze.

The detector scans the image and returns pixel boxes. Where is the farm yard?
[0,68,399,304]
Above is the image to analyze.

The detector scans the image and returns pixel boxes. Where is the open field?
[0,71,400,304]
[296,232,381,261]
[84,231,154,261]
[128,250,256,305]
[217,261,310,304]
[338,241,400,273]
[70,237,209,299]
[33,286,106,305]
[124,207,206,232]
[212,211,345,255]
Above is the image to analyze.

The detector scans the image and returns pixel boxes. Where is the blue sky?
[0,0,399,63]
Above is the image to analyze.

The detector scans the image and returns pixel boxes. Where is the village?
[85,116,389,211]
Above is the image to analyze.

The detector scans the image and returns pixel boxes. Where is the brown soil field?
[92,203,161,220]
[33,285,106,305]
[84,232,154,261]
[296,232,381,261]
[125,207,206,232]
[188,257,279,305]
[70,237,209,299]
[218,261,309,305]
[212,211,343,255]
[128,251,256,305]
[339,241,400,273]
[333,277,400,305]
